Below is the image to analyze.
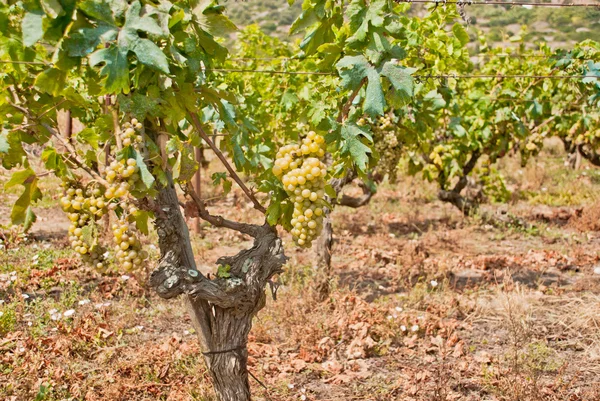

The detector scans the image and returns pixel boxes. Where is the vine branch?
[188,112,266,214]
[183,181,262,238]
[337,78,367,123]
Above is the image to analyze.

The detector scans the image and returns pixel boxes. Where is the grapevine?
[273,131,328,247]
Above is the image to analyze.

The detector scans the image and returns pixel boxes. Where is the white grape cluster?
[273,131,327,248]
[104,158,141,202]
[363,115,402,182]
[59,119,149,272]
[112,218,147,271]
[60,184,108,270]
[120,118,143,147]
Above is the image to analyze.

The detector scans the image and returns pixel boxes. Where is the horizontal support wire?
[208,68,598,80]
[396,0,600,7]
[229,54,597,61]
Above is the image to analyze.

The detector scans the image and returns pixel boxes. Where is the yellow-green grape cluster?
[112,218,147,271]
[82,244,108,272]
[104,158,140,206]
[119,118,143,147]
[273,131,327,248]
[368,115,402,182]
[60,183,108,269]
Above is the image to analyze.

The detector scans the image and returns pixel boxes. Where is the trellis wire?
[396,0,600,7]
[208,68,598,80]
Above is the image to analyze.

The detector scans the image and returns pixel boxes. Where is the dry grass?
[2,146,600,400]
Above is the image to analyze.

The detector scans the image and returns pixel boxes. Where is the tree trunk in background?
[192,146,203,235]
[151,179,286,401]
[315,214,333,301]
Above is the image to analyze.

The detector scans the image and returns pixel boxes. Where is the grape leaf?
[132,210,152,235]
[40,0,64,19]
[23,207,37,232]
[134,150,155,189]
[339,122,373,172]
[5,168,36,189]
[266,202,280,226]
[88,1,169,93]
[211,172,232,195]
[81,224,97,247]
[380,62,414,105]
[452,23,469,46]
[337,55,385,117]
[34,68,67,96]
[89,46,130,93]
[0,133,9,154]
[22,11,44,47]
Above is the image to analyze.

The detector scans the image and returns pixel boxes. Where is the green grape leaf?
[81,224,96,247]
[87,1,169,93]
[118,92,161,120]
[0,133,9,153]
[324,184,337,199]
[380,62,414,105]
[266,201,280,226]
[192,1,238,36]
[340,123,373,172]
[89,46,130,93]
[211,172,232,195]
[134,150,155,189]
[452,23,469,46]
[23,207,37,232]
[132,210,152,235]
[10,178,42,226]
[40,0,65,19]
[337,55,385,117]
[5,168,36,189]
[64,24,118,57]
[34,68,68,96]
[79,0,116,24]
[22,11,44,47]
[217,264,231,279]
[41,146,69,177]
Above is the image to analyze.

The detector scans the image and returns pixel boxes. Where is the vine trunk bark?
[151,180,285,401]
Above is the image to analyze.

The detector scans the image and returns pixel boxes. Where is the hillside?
[226,0,600,47]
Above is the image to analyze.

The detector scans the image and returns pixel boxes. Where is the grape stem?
[188,112,266,214]
[8,97,108,186]
[40,122,109,186]
[337,78,367,123]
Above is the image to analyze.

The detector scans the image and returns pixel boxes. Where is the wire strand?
[209,68,334,75]
[396,0,600,7]
[208,68,598,80]
[0,60,50,66]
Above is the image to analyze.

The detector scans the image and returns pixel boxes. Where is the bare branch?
[183,181,262,238]
[188,112,266,214]
[338,181,374,208]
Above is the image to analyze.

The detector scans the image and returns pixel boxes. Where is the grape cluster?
[112,218,147,271]
[367,115,402,182]
[119,118,143,147]
[59,119,149,273]
[104,158,141,204]
[60,183,108,270]
[273,131,327,248]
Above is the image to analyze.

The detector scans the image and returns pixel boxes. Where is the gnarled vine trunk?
[149,180,286,401]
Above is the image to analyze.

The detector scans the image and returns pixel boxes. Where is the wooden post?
[192,146,203,234]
